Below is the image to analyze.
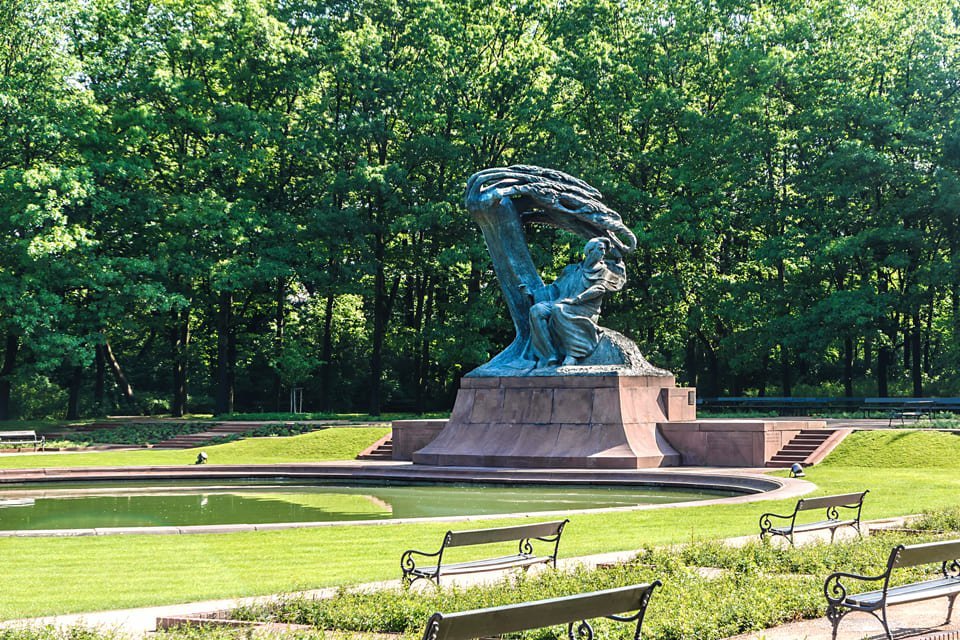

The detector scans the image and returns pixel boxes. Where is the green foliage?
[3,0,960,418]
[911,507,960,532]
[61,423,209,445]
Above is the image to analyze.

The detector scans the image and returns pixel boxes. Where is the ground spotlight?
[790,462,805,478]
[195,451,208,465]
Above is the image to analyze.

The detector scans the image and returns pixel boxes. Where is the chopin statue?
[464,165,669,378]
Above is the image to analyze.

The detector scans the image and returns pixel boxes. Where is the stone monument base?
[411,375,694,469]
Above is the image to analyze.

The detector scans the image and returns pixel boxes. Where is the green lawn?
[0,427,389,468]
[0,430,957,620]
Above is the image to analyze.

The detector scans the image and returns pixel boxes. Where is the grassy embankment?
[0,427,389,468]
[0,430,957,619]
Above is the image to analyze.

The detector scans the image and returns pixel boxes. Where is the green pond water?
[0,481,739,530]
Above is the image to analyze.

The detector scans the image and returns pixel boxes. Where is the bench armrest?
[401,538,447,584]
[823,570,888,607]
[758,511,795,535]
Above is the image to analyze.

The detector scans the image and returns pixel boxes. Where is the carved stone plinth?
[411,375,695,469]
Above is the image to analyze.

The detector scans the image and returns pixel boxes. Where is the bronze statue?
[465,165,668,377]
[522,237,626,368]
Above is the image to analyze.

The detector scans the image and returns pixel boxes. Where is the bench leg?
[880,602,893,640]
[826,605,845,640]
[947,593,958,625]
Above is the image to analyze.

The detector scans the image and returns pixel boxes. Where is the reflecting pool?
[0,480,740,530]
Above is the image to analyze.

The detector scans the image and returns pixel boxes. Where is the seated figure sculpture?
[521,237,626,368]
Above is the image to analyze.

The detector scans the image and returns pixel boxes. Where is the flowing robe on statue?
[527,258,626,363]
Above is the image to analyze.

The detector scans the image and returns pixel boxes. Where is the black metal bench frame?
[759,491,868,546]
[421,582,661,640]
[824,539,960,639]
[0,430,45,451]
[401,519,568,586]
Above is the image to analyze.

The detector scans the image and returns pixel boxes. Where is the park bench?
[824,539,960,639]
[0,430,45,451]
[759,491,868,545]
[697,396,864,416]
[420,582,661,640]
[401,519,568,586]
[863,397,936,426]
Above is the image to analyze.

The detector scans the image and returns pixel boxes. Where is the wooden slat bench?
[759,491,868,545]
[0,430,45,451]
[401,519,568,586]
[824,539,960,639]
[421,582,661,640]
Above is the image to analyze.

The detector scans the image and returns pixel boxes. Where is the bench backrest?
[891,539,960,569]
[0,431,38,440]
[421,583,660,640]
[445,520,567,548]
[797,491,868,512]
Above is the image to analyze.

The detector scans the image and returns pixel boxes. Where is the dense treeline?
[2,0,959,419]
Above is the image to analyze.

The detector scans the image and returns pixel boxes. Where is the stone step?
[356,435,393,460]
[766,429,851,468]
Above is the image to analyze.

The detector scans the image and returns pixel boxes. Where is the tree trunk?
[319,292,335,412]
[272,279,285,412]
[67,365,82,420]
[911,311,922,397]
[843,337,854,397]
[171,311,190,417]
[683,338,698,389]
[369,279,385,415]
[94,344,105,412]
[758,353,769,397]
[215,291,234,415]
[103,338,134,402]
[415,279,434,414]
[780,344,792,397]
[0,333,19,420]
[877,345,890,397]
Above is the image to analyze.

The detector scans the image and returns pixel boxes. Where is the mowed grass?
[0,429,958,619]
[0,427,389,469]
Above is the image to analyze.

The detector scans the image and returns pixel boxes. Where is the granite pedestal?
[411,375,693,469]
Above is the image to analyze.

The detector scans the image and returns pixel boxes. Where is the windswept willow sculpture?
[465,165,667,377]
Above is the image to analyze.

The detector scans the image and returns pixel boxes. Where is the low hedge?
[62,422,210,445]
[230,532,950,640]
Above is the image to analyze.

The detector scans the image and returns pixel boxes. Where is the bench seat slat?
[410,554,550,577]
[769,519,853,535]
[842,577,960,607]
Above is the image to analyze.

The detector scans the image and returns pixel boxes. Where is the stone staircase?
[766,428,851,468]
[152,423,265,449]
[356,435,393,460]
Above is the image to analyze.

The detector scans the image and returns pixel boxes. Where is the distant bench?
[825,539,960,639]
[401,520,568,586]
[0,430,45,451]
[421,582,661,640]
[759,491,868,545]
[863,397,937,426]
[699,396,960,417]
[697,397,864,415]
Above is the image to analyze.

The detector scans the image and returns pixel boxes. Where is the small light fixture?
[195,451,208,465]
[790,463,805,478]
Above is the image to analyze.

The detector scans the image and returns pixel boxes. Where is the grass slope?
[0,427,389,469]
[0,429,959,619]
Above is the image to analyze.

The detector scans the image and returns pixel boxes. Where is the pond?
[0,480,740,530]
